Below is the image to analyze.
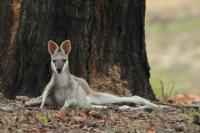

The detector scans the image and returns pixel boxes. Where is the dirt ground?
[0,94,200,133]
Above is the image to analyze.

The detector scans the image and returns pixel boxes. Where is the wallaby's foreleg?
[89,92,158,109]
[63,99,74,108]
[40,78,54,109]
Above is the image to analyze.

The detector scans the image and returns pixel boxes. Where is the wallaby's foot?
[15,96,30,102]
[130,96,159,108]
[119,104,175,112]
[90,105,107,109]
[119,105,155,111]
[25,96,42,106]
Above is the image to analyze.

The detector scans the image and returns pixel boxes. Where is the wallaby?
[25,40,166,110]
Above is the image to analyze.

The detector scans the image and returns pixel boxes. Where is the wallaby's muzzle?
[57,68,62,73]
[54,59,65,74]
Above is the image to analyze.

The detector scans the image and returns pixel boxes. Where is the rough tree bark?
[0,0,156,100]
[0,0,13,87]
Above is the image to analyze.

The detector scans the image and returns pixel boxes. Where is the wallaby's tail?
[89,92,158,108]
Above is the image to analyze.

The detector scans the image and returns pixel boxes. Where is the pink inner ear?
[49,43,57,55]
[62,43,70,54]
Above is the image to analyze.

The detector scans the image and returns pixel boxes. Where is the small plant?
[187,110,200,124]
[192,113,200,125]
[160,81,175,101]
[36,115,49,125]
[180,106,187,113]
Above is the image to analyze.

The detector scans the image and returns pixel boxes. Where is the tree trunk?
[0,0,13,88]
[0,0,156,100]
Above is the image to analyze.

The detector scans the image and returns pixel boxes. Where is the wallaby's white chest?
[54,73,69,87]
[52,73,76,107]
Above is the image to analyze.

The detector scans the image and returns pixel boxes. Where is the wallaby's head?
[48,40,71,74]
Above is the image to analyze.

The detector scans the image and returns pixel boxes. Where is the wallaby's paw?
[39,105,43,109]
[15,96,30,102]
[39,102,44,109]
[24,97,42,107]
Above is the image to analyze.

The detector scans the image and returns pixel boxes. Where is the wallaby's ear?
[60,40,71,55]
[48,40,59,55]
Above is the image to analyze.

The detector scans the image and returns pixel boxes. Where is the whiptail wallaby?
[25,40,167,110]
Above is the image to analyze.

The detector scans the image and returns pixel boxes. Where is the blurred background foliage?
[146,0,200,99]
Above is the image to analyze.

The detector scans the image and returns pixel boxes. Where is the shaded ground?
[0,94,199,132]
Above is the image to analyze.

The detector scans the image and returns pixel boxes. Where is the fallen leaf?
[23,110,37,124]
[89,110,102,119]
[56,107,70,121]
[147,130,156,133]
[147,127,156,133]
[33,128,41,133]
[174,93,200,104]
[0,120,4,131]
[79,111,89,123]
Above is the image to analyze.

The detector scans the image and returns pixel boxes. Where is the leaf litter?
[0,93,199,132]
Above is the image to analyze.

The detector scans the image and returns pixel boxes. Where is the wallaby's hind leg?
[89,93,158,109]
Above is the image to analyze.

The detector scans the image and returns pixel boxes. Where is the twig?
[160,81,165,101]
[168,82,175,97]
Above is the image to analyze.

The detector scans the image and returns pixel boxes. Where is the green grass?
[146,17,200,34]
[150,69,183,100]
[151,67,200,99]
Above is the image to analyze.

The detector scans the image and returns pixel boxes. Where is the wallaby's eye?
[52,60,56,63]
[62,59,66,62]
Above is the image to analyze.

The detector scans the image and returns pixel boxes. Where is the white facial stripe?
[62,60,69,73]
[51,61,58,74]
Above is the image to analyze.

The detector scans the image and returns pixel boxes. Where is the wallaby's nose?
[57,68,62,73]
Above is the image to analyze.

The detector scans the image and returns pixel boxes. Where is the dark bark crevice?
[0,0,13,59]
